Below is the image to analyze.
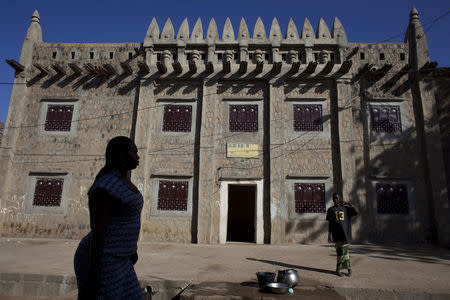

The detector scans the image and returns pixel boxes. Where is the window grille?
[229,105,258,132]
[370,105,402,133]
[376,183,409,214]
[162,105,192,132]
[33,178,64,207]
[157,181,188,211]
[44,105,74,132]
[293,104,323,131]
[294,183,326,213]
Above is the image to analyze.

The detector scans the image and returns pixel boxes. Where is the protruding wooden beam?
[6,59,25,73]
[304,61,318,74]
[272,61,282,74]
[223,61,231,73]
[95,66,109,77]
[68,63,82,75]
[84,63,96,75]
[172,61,182,74]
[120,62,133,75]
[345,47,359,60]
[137,61,149,75]
[359,63,374,75]
[290,62,300,74]
[321,61,334,74]
[52,63,66,76]
[103,64,117,76]
[34,63,49,75]
[379,63,392,74]
[238,61,247,74]
[189,60,197,73]
[338,60,352,74]
[156,61,167,74]
[420,61,438,74]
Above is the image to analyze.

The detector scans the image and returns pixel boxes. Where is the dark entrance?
[227,185,256,243]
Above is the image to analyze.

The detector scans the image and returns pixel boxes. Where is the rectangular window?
[33,178,64,207]
[293,104,323,131]
[157,181,188,211]
[376,183,408,214]
[370,105,401,133]
[44,104,74,132]
[294,183,326,213]
[229,105,258,132]
[162,105,192,132]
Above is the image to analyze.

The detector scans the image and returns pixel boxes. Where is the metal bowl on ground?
[277,269,299,287]
[265,282,291,294]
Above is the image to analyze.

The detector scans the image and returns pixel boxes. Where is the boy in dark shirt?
[326,193,358,277]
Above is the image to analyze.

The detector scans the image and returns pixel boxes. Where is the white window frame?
[285,98,331,141]
[150,176,193,217]
[286,177,332,220]
[38,98,79,137]
[370,180,415,220]
[25,172,70,215]
[156,98,197,138]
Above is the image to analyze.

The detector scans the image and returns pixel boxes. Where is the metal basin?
[277,269,299,287]
[265,282,290,294]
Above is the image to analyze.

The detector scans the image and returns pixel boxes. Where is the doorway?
[227,185,256,242]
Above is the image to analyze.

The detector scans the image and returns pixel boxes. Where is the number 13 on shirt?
[335,211,344,221]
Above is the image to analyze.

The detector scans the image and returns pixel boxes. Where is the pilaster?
[196,81,217,243]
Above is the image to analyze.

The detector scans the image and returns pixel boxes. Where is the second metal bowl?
[265,282,291,294]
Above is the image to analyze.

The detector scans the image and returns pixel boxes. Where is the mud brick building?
[1,8,449,245]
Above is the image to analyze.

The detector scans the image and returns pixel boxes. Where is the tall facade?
[0,9,448,245]
[0,121,3,146]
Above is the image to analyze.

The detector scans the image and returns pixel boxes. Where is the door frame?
[219,179,264,244]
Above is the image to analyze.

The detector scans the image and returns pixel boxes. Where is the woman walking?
[74,136,143,299]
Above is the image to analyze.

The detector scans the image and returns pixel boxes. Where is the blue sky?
[1,0,449,124]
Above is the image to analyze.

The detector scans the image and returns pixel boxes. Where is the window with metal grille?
[229,105,258,132]
[293,104,323,131]
[162,105,192,132]
[44,105,74,132]
[294,183,326,213]
[370,105,401,133]
[376,183,409,214]
[32,178,64,207]
[157,181,188,211]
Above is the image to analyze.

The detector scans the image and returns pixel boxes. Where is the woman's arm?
[88,189,112,296]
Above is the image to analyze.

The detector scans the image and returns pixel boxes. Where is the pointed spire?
[269,18,282,42]
[316,18,331,39]
[161,18,175,40]
[410,7,419,21]
[206,18,219,42]
[253,17,266,40]
[177,18,190,41]
[405,7,429,69]
[222,18,235,41]
[301,18,314,40]
[144,18,159,46]
[285,18,299,40]
[191,18,203,41]
[238,18,250,41]
[31,10,40,24]
[332,17,348,46]
[25,9,42,42]
[21,10,42,67]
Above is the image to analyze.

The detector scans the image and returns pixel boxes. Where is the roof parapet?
[142,17,350,46]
